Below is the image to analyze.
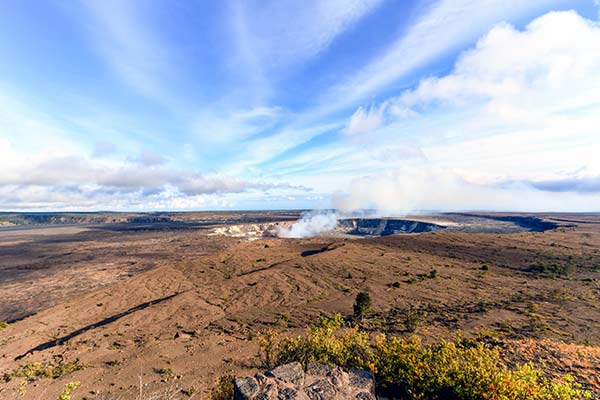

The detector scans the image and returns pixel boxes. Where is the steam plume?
[277,211,338,238]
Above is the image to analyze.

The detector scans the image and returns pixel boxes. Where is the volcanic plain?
[0,211,599,399]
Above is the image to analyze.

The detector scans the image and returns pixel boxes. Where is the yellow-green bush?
[56,382,80,400]
[257,314,590,400]
[208,375,234,400]
[3,360,83,382]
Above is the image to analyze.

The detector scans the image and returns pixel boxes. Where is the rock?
[256,373,269,384]
[267,362,305,386]
[235,377,260,400]
[348,369,375,394]
[305,379,337,400]
[277,387,300,400]
[234,363,375,400]
[306,363,334,376]
[255,382,278,400]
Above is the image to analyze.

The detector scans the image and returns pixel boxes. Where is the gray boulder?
[234,363,375,400]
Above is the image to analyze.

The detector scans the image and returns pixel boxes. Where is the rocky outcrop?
[234,362,375,400]
[210,222,288,240]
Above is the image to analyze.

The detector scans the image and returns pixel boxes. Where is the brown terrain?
[0,211,599,399]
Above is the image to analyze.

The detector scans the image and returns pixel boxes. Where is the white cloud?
[323,10,600,214]
[324,0,567,110]
[223,120,344,175]
[253,0,570,166]
[3,154,297,194]
[0,82,309,210]
[231,0,383,74]
[191,106,282,148]
[0,138,308,210]
[391,10,600,116]
[332,167,600,213]
[82,0,177,101]
[0,89,82,153]
[344,105,385,135]
[4,3,599,212]
[342,10,600,163]
[340,9,600,148]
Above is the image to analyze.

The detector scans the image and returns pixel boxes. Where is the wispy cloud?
[514,175,600,193]
[0,147,308,210]
[0,87,308,210]
[323,0,563,111]
[236,0,570,173]
[191,106,283,151]
[2,1,598,211]
[325,10,600,213]
[348,10,600,135]
[344,105,384,135]
[331,167,600,213]
[81,0,176,101]
[229,0,384,76]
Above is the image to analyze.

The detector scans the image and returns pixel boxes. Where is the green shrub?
[156,367,173,377]
[57,382,80,400]
[527,263,574,277]
[208,375,234,400]
[353,292,372,322]
[258,315,590,400]
[4,360,83,382]
[257,329,281,369]
[403,305,426,333]
[269,314,373,371]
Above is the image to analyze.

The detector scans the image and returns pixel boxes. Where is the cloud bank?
[331,10,600,214]
[332,169,600,215]
[0,141,307,210]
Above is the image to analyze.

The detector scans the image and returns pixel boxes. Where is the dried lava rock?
[234,362,375,400]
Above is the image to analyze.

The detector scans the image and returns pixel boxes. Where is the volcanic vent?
[337,218,444,236]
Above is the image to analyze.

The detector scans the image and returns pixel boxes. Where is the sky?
[1,0,600,212]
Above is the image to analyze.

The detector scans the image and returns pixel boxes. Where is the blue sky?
[1,0,599,211]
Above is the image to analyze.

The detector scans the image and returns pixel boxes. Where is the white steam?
[277,211,338,238]
[331,168,600,214]
[279,167,600,239]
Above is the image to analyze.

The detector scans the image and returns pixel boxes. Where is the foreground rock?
[234,362,375,400]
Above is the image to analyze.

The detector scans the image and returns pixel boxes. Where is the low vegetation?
[402,269,439,284]
[353,291,372,322]
[3,359,84,382]
[56,382,80,400]
[257,312,591,400]
[527,263,575,277]
[48,381,194,400]
[208,375,234,400]
[403,304,427,333]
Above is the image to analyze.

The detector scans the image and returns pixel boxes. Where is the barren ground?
[0,212,599,399]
